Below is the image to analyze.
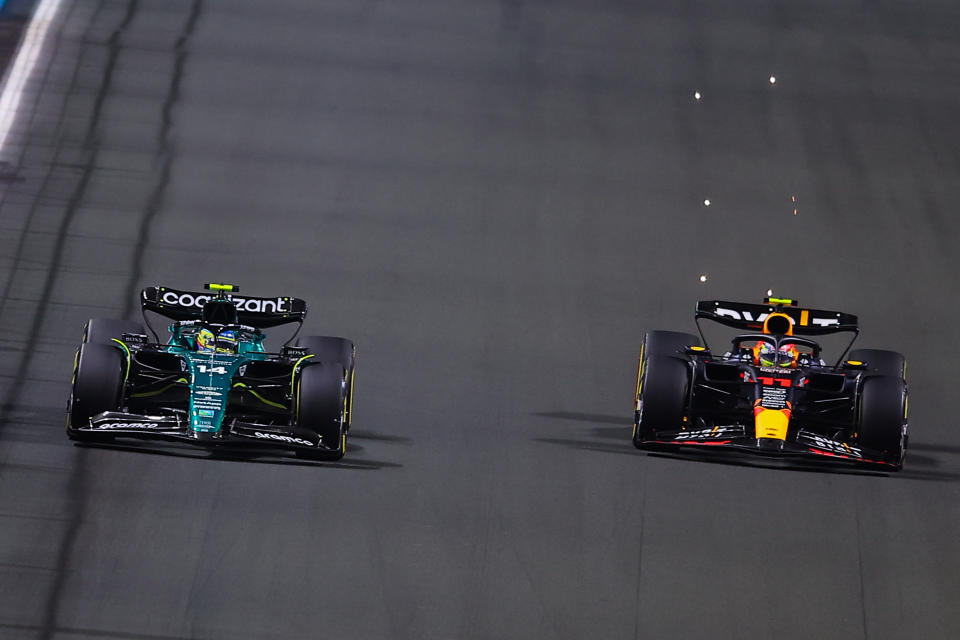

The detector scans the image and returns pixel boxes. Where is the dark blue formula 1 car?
[66,283,355,460]
[632,298,907,471]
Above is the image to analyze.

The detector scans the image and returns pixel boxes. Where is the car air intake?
[203,300,239,325]
[766,315,791,335]
[134,350,185,373]
[805,373,845,392]
[704,362,742,382]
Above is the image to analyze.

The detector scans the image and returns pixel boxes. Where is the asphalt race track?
[1,1,959,638]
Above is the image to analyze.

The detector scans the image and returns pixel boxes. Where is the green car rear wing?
[140,285,308,329]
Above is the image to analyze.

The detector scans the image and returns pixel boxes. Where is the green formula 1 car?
[66,283,355,460]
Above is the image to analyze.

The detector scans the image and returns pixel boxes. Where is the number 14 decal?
[197,364,228,374]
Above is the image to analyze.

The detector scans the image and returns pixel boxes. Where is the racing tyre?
[297,336,355,429]
[83,318,145,345]
[848,349,905,379]
[856,375,907,471]
[66,343,125,441]
[294,362,347,461]
[633,355,690,449]
[641,330,701,357]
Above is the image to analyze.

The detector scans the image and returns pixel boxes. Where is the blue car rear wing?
[695,300,858,335]
[695,299,860,366]
[141,286,308,329]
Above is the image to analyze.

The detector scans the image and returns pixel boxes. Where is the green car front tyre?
[83,318,145,345]
[67,343,125,441]
[294,362,347,461]
[297,336,355,430]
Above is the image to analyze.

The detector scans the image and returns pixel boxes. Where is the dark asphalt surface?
[1,1,959,638]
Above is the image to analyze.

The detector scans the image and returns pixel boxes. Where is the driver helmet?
[754,342,799,368]
[216,330,238,354]
[197,328,216,352]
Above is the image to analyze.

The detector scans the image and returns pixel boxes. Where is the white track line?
[0,0,65,153]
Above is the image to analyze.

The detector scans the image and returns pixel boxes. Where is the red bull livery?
[632,298,908,471]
